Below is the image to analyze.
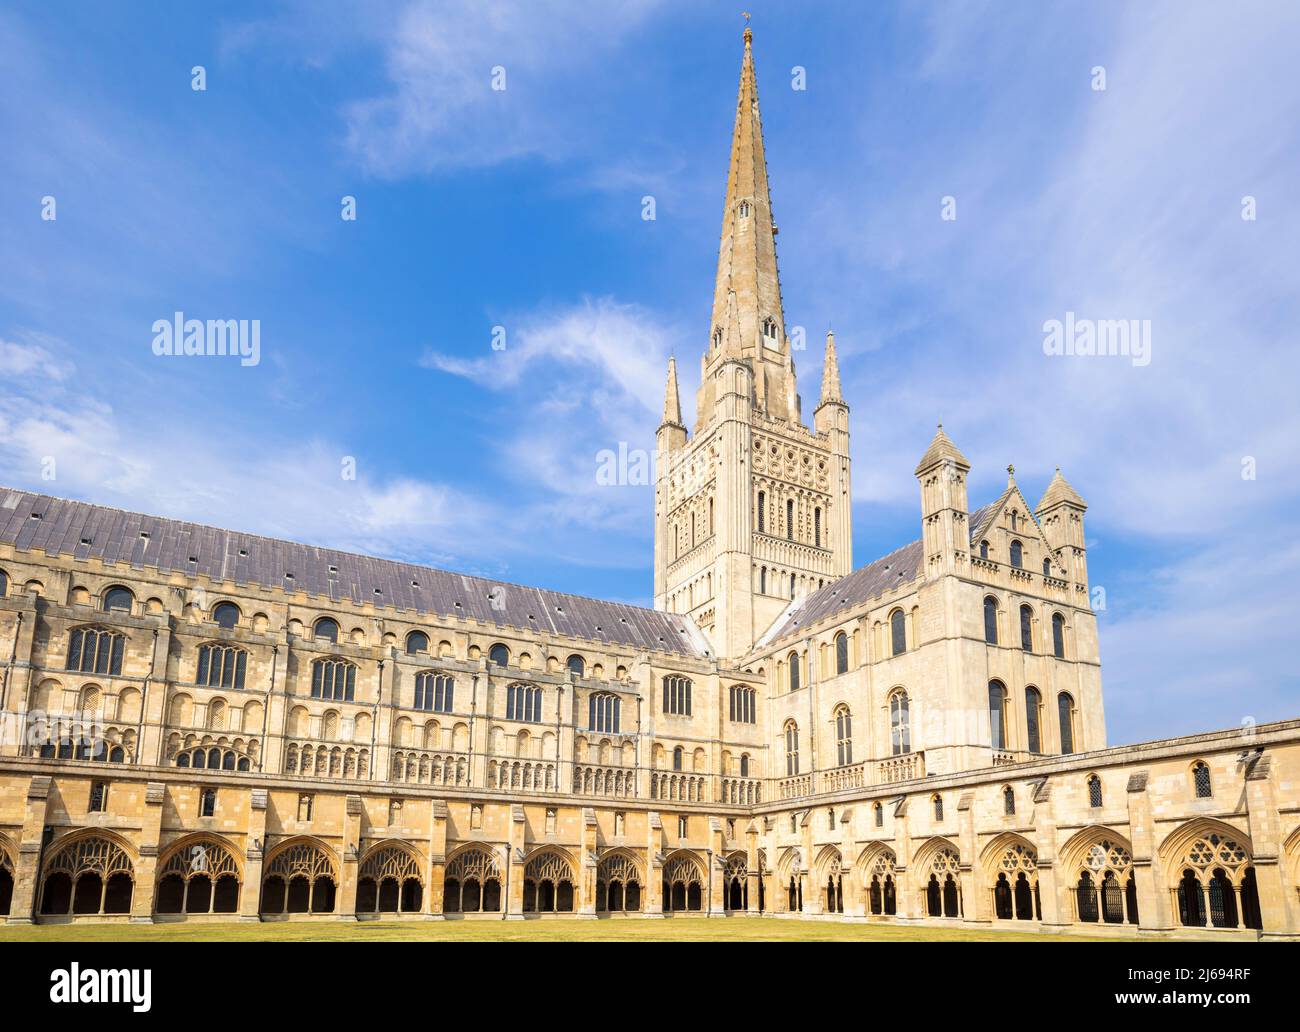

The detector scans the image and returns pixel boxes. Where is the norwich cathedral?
[1,29,1296,938]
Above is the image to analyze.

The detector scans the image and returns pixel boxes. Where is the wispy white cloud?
[340,0,668,176]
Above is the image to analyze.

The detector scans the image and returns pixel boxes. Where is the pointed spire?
[709,25,784,360]
[914,421,970,476]
[661,356,683,427]
[818,329,843,406]
[1035,466,1087,512]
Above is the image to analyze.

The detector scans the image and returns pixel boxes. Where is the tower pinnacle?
[661,355,683,428]
[818,330,843,406]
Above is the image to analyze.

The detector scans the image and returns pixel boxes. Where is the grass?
[0,916,1142,942]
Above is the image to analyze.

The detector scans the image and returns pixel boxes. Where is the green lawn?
[0,917,1141,942]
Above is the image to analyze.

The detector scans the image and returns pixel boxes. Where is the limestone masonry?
[0,29,1295,937]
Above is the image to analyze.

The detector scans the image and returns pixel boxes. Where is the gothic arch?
[661,849,706,913]
[980,833,1040,922]
[1058,825,1137,926]
[260,836,339,916]
[39,830,137,918]
[596,848,645,913]
[815,844,845,914]
[0,831,13,918]
[357,840,425,915]
[854,843,899,916]
[443,843,503,914]
[913,836,962,919]
[1157,816,1252,878]
[1158,817,1260,929]
[521,846,577,914]
[155,833,243,916]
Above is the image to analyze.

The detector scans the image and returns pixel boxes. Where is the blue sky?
[2,1,1297,744]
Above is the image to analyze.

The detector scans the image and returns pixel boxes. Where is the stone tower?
[653,28,852,660]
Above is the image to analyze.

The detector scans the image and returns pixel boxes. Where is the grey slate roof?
[0,488,707,658]
[758,494,1008,649]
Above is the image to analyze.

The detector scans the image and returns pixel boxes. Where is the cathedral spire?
[695,25,800,429]
[818,330,843,406]
[709,25,785,361]
[661,355,683,428]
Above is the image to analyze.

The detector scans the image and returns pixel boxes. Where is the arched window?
[414,672,453,713]
[784,721,800,776]
[1025,687,1042,754]
[1003,786,1015,815]
[566,654,585,678]
[728,685,756,724]
[988,681,1007,751]
[405,631,429,655]
[834,706,852,767]
[757,491,765,533]
[739,754,750,777]
[1020,604,1033,651]
[212,602,240,629]
[890,690,911,755]
[672,746,684,771]
[814,507,822,548]
[789,572,796,598]
[662,675,692,716]
[786,499,794,541]
[506,682,541,723]
[197,643,247,690]
[874,802,884,827]
[890,609,906,655]
[1058,692,1076,754]
[102,586,134,613]
[311,658,356,702]
[1042,558,1052,576]
[932,795,944,822]
[589,692,620,734]
[488,643,509,667]
[1010,540,1023,569]
[442,848,502,914]
[1087,774,1102,808]
[1192,761,1212,798]
[759,566,767,594]
[156,840,241,915]
[313,618,339,644]
[200,788,217,817]
[834,631,849,674]
[39,836,135,917]
[356,845,424,915]
[979,540,989,560]
[787,652,801,692]
[762,316,778,343]
[66,627,125,675]
[983,597,998,644]
[0,569,8,596]
[1052,613,1066,658]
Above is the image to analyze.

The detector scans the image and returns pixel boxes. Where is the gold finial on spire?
[742,11,752,42]
[1007,463,1016,486]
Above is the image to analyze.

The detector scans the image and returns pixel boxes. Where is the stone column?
[238,789,268,921]
[1125,770,1166,932]
[505,803,526,919]
[128,781,166,922]
[6,774,52,923]
[577,806,598,918]
[336,794,363,920]
[425,800,447,918]
[745,821,760,915]
[1243,759,1291,936]
[708,818,725,915]
[644,811,664,917]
